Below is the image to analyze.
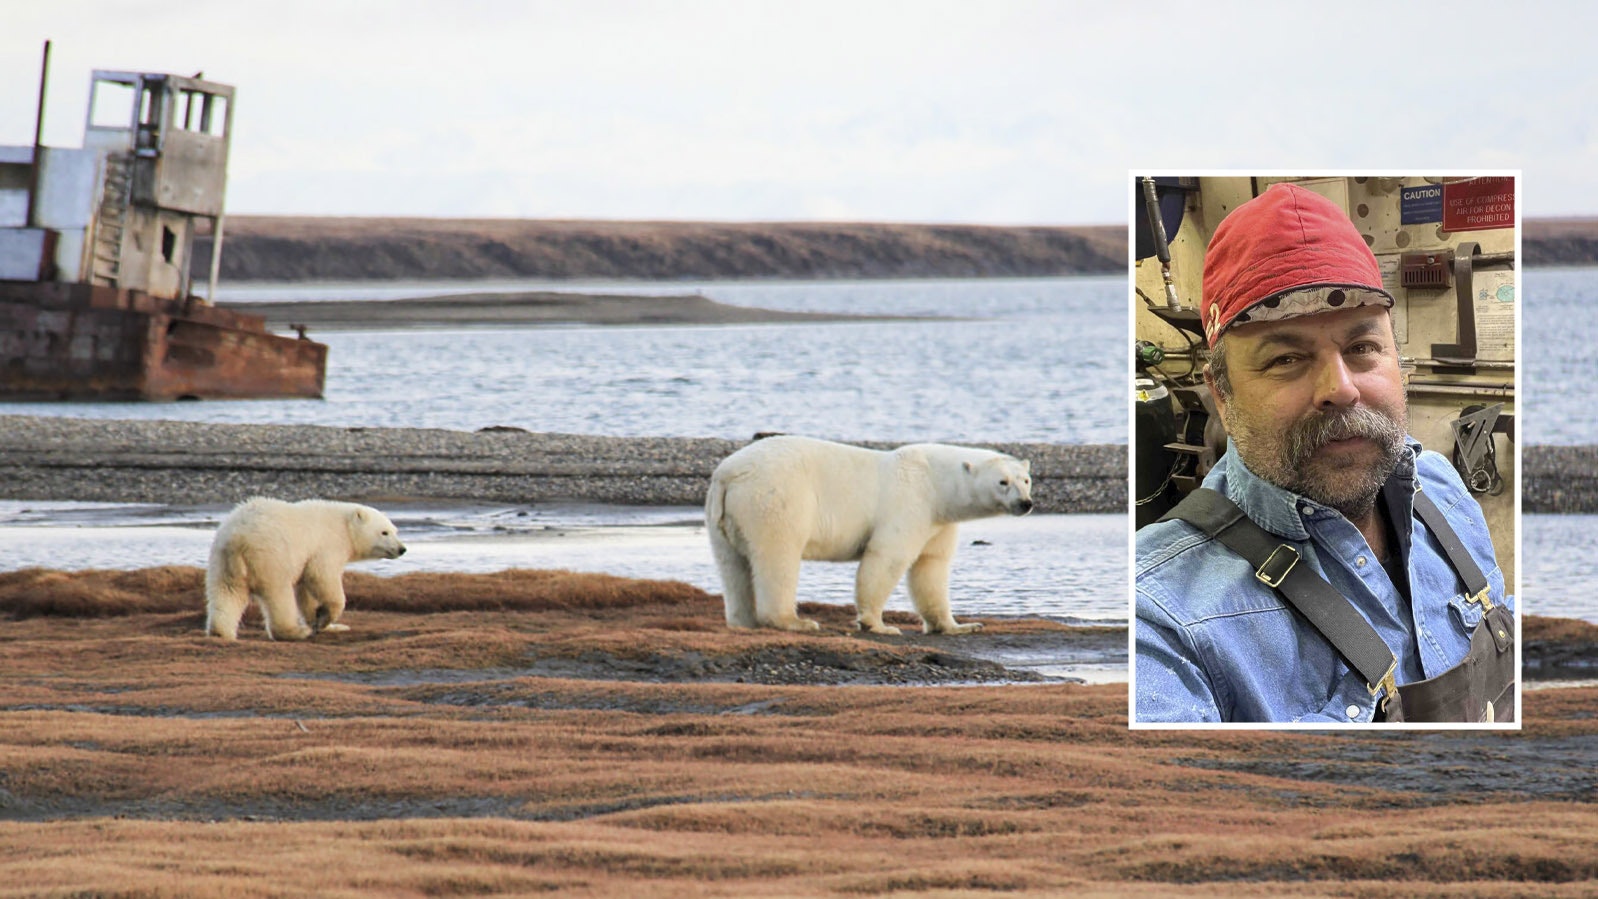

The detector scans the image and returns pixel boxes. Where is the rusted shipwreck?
[0,50,325,400]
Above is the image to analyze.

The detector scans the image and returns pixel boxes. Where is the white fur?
[705,436,1033,635]
[204,498,406,641]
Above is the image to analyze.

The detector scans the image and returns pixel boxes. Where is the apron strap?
[1413,488,1493,607]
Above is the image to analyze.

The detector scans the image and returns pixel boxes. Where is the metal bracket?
[1430,241,1481,368]
[1451,403,1505,494]
[1431,243,1515,371]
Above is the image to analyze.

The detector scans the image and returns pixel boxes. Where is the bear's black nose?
[396,546,408,556]
[1017,499,1034,515]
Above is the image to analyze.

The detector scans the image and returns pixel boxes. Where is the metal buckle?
[1465,585,1494,612]
[1255,544,1299,588]
[1368,661,1397,700]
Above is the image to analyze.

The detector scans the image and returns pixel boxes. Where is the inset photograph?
[1131,174,1519,727]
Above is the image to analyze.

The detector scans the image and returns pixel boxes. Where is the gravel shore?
[1523,444,1598,512]
[0,415,1124,513]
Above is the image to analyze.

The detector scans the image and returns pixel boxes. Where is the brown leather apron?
[1385,603,1515,722]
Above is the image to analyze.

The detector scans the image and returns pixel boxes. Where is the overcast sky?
[4,1,1593,224]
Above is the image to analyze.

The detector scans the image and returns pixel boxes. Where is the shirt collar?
[1209,438,1422,540]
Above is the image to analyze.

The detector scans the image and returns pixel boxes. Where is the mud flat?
[0,415,1125,513]
[1,567,1596,896]
[219,289,925,331]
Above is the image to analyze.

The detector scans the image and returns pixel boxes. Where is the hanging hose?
[1140,176,1182,310]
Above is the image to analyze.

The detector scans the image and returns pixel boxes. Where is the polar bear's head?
[964,456,1034,516]
[349,505,407,559]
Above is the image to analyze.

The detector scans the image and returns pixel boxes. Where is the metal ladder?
[89,152,132,287]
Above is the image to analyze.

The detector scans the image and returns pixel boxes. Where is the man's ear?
[1204,364,1228,420]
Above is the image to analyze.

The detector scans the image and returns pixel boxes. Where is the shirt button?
[1300,505,1314,516]
[1356,556,1368,568]
[1346,705,1360,719]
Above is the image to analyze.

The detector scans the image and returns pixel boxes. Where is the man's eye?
[1264,354,1300,369]
[1348,342,1380,355]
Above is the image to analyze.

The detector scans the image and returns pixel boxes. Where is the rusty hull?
[1,282,326,401]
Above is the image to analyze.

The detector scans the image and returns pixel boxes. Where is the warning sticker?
[1443,177,1516,232]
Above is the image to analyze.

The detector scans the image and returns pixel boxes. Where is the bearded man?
[1134,183,1514,724]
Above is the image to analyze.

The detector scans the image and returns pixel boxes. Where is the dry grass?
[0,565,203,617]
[1525,614,1598,644]
[0,567,711,618]
[1,567,1596,897]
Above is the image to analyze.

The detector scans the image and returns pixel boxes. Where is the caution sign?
[1442,177,1515,232]
[1401,184,1444,224]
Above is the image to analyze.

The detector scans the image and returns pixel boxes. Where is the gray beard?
[1228,403,1408,519]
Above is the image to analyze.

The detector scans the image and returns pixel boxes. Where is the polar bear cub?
[205,498,407,641]
[705,435,1033,635]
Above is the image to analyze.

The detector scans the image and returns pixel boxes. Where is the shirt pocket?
[1447,591,1487,631]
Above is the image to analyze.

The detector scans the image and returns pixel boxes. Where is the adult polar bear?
[705,436,1033,634]
[205,498,407,641]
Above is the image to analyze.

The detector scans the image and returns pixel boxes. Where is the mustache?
[1286,405,1404,464]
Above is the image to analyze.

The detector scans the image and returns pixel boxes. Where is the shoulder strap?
[1412,488,1492,604]
[1160,488,1398,699]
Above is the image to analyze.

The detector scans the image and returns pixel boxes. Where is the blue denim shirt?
[1135,440,1510,724]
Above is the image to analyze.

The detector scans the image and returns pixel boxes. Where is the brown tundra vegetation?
[1,566,1596,897]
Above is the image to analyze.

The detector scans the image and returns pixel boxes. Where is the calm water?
[0,277,1125,444]
[1523,267,1598,445]
[1521,267,1598,623]
[1523,514,1598,624]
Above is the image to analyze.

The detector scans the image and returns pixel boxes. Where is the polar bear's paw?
[855,619,903,636]
[769,616,822,632]
[926,620,984,635]
[311,606,350,634]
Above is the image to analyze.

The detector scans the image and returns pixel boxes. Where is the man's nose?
[1313,356,1359,408]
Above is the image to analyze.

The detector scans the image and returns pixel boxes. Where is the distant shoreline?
[196,219,1126,282]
